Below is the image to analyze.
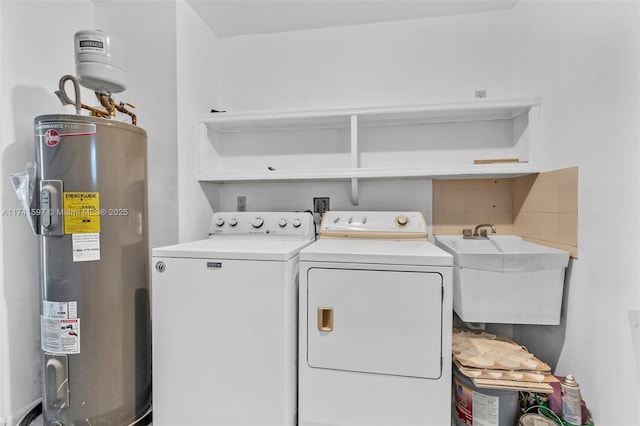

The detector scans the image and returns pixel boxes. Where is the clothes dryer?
[298,211,453,426]
[152,212,315,426]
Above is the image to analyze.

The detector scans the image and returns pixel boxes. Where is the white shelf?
[197,163,539,183]
[197,97,541,204]
[199,98,537,132]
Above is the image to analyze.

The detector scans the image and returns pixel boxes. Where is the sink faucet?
[473,224,496,237]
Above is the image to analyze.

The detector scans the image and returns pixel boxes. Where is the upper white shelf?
[198,97,539,133]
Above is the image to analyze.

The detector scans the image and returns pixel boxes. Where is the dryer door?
[307,267,443,379]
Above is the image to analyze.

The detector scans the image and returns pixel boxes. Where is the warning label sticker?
[41,300,80,354]
[72,233,100,262]
[63,192,100,234]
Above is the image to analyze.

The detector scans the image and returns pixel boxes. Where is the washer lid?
[152,238,314,261]
[300,239,452,266]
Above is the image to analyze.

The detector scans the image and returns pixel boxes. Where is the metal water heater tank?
[35,114,151,425]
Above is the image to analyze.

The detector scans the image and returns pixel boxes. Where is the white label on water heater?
[72,233,100,262]
[41,300,80,354]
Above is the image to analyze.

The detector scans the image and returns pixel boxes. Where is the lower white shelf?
[197,163,540,183]
[197,163,540,205]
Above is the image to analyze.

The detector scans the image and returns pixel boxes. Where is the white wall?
[1,5,4,421]
[219,11,515,112]
[93,0,179,251]
[0,1,181,423]
[176,0,221,243]
[0,3,95,424]
[511,2,640,424]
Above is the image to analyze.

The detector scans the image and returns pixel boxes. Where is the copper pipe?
[96,92,137,125]
[114,102,137,125]
[81,104,110,119]
[54,75,138,125]
[97,93,116,118]
[55,76,110,119]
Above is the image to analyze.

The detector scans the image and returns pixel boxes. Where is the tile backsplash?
[433,166,578,258]
[513,167,578,257]
[433,178,515,235]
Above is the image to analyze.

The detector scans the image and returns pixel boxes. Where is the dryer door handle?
[317,307,334,332]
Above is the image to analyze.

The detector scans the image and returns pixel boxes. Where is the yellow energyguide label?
[63,192,100,234]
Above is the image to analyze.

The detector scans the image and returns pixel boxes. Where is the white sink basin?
[434,235,569,272]
[433,235,570,325]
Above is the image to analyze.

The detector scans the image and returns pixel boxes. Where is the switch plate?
[313,197,330,214]
[237,196,246,212]
[629,310,640,377]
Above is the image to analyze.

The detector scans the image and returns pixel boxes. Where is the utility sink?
[434,235,569,272]
[434,235,570,325]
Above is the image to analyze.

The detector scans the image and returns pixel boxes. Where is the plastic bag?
[9,162,38,233]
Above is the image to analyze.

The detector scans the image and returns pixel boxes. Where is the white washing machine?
[151,211,315,426]
[298,211,453,426]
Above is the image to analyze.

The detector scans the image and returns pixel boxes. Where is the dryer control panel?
[208,211,314,239]
[319,211,427,239]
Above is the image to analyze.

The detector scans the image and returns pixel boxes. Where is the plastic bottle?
[561,374,582,425]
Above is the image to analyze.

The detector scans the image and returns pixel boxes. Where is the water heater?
[35,114,151,425]
[17,30,151,425]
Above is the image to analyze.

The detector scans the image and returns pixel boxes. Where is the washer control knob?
[229,218,238,227]
[279,219,288,228]
[251,217,264,228]
[215,217,225,227]
[292,218,302,228]
[396,215,409,227]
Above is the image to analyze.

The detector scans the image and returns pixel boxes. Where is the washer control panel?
[208,211,313,238]
[319,211,428,239]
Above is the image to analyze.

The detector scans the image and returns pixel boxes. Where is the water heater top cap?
[74,29,126,93]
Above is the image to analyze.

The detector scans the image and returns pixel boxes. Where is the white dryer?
[298,211,453,426]
[151,212,315,426]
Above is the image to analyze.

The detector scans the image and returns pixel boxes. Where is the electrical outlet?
[313,197,330,214]
[237,196,246,212]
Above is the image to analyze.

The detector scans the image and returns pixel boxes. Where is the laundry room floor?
[26,417,153,426]
[23,409,153,426]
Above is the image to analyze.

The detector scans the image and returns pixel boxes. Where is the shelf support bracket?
[350,115,359,205]
[350,178,359,206]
